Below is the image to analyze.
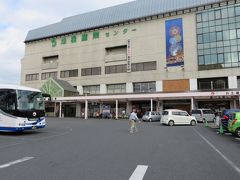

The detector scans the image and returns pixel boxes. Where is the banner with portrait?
[165,18,184,67]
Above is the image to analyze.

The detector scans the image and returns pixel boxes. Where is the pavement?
[0,118,239,180]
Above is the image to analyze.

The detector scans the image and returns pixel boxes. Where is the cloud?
[0,0,133,84]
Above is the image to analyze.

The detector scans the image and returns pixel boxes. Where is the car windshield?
[17,90,44,111]
[191,110,201,114]
[162,111,168,115]
[144,112,150,115]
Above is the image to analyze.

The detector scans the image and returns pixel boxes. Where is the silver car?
[191,109,215,122]
[142,111,161,122]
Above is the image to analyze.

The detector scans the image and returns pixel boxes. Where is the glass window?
[133,82,156,93]
[211,54,217,64]
[229,29,237,39]
[221,8,228,18]
[202,12,209,21]
[203,33,210,43]
[236,6,240,16]
[228,7,235,17]
[0,89,16,111]
[218,53,224,63]
[215,10,221,19]
[144,62,156,71]
[232,52,239,62]
[209,11,215,21]
[205,55,211,65]
[224,53,232,63]
[209,32,216,42]
[223,30,230,40]
[198,55,204,65]
[216,31,223,41]
[197,34,203,43]
[237,29,240,38]
[196,13,202,22]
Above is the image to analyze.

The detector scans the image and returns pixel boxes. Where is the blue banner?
[165,18,184,67]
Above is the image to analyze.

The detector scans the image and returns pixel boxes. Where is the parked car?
[228,112,240,137]
[161,109,197,126]
[142,111,161,122]
[221,109,240,130]
[191,109,215,122]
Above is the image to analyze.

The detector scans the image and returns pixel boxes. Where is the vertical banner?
[165,18,184,67]
[127,39,132,72]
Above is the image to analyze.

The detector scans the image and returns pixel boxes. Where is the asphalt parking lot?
[0,118,240,180]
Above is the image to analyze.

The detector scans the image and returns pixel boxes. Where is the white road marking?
[194,129,240,175]
[0,157,34,169]
[129,165,148,180]
[235,138,240,141]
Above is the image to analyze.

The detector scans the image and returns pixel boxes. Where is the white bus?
[0,84,46,132]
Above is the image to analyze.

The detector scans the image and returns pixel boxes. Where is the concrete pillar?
[150,99,153,112]
[126,101,132,115]
[116,99,118,119]
[100,102,103,114]
[77,86,83,95]
[126,83,133,93]
[54,102,57,117]
[191,97,195,110]
[156,81,163,92]
[76,103,81,117]
[190,79,198,91]
[228,76,237,89]
[85,99,88,119]
[59,102,62,118]
[233,99,237,109]
[100,84,107,94]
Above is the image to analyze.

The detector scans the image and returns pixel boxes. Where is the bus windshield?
[17,90,44,111]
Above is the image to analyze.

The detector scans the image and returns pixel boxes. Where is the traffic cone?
[219,124,224,134]
[205,119,208,127]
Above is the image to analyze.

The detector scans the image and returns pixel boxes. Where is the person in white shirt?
[129,109,139,133]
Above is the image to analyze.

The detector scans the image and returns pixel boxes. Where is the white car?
[161,109,197,126]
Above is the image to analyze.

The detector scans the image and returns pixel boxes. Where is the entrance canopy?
[40,78,79,97]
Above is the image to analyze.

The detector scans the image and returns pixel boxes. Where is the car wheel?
[236,128,240,137]
[149,118,152,122]
[168,120,174,126]
[191,120,196,126]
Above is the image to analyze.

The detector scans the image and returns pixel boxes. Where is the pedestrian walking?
[129,109,139,133]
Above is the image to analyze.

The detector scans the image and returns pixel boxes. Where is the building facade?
[21,0,240,118]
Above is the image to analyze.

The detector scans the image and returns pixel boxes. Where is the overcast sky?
[0,0,134,84]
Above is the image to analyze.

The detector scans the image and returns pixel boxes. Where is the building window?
[41,72,57,80]
[196,4,240,70]
[133,82,156,93]
[105,64,127,74]
[81,67,101,76]
[25,73,39,81]
[60,69,78,78]
[198,77,228,90]
[107,84,126,94]
[131,61,156,72]
[83,85,100,95]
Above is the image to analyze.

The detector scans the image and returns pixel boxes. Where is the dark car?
[221,109,240,130]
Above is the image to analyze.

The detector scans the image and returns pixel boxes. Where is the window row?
[196,5,240,22]
[198,46,240,55]
[197,29,240,43]
[198,52,240,65]
[197,17,240,29]
[198,77,228,90]
[81,67,101,76]
[197,22,240,34]
[198,41,240,50]
[82,82,157,95]
[105,61,157,74]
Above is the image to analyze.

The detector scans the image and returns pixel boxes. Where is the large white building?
[21,0,240,118]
